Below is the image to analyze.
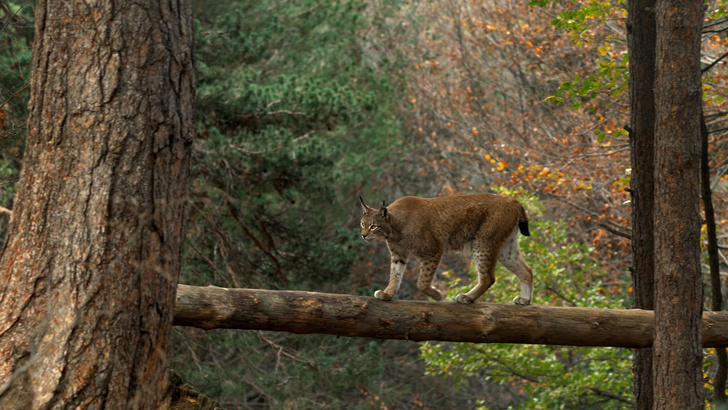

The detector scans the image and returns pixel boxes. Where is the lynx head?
[359,197,391,242]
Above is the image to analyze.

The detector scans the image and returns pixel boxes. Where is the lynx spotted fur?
[359,193,533,305]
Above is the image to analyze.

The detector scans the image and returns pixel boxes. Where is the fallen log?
[173,284,728,348]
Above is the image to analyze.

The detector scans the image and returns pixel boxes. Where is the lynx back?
[359,193,533,305]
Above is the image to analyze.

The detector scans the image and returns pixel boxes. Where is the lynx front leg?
[374,253,408,301]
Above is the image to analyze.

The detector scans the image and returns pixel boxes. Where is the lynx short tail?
[518,220,530,236]
[517,205,530,236]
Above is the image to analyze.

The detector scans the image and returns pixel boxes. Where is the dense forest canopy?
[1,0,727,408]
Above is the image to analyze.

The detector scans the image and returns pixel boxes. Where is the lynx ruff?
[359,193,533,305]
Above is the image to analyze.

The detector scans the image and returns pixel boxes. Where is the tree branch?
[598,223,632,240]
[588,387,633,405]
[702,50,728,74]
[173,285,728,348]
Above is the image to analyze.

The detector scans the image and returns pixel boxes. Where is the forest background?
[1,0,728,408]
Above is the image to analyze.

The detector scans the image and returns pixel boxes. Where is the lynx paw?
[455,294,473,304]
[513,296,531,305]
[374,290,393,301]
[426,289,444,301]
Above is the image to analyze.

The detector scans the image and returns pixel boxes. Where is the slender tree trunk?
[0,1,194,409]
[701,110,728,402]
[626,0,656,407]
[653,0,704,407]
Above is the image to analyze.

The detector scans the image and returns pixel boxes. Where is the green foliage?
[185,125,361,287]
[184,0,406,289]
[420,214,633,409]
[170,330,386,408]
[547,54,629,110]
[0,2,34,241]
[527,0,625,47]
[0,2,32,137]
[708,0,728,19]
[553,1,624,48]
[176,1,421,407]
[0,156,17,208]
[194,1,402,153]
[169,328,477,409]
[532,0,629,142]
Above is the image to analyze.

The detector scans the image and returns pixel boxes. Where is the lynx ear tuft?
[359,196,370,213]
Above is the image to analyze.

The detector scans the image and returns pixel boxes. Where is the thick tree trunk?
[173,285,728,348]
[626,0,656,407]
[0,1,194,409]
[653,0,704,407]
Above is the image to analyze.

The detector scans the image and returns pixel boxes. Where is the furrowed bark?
[173,285,728,348]
[0,1,194,408]
[653,0,704,406]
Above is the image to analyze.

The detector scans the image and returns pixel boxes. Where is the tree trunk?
[0,1,194,409]
[701,109,727,402]
[653,0,704,407]
[173,285,728,348]
[626,0,656,406]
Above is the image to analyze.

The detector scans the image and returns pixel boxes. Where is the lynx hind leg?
[456,245,498,304]
[416,255,443,301]
[498,228,533,305]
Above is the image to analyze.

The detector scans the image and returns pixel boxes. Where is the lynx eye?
[370,225,377,230]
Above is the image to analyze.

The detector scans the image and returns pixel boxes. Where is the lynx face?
[360,206,390,242]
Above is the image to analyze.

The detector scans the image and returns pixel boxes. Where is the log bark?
[173,285,728,348]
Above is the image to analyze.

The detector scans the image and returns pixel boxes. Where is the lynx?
[359,193,533,305]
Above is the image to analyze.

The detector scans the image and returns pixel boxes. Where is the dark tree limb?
[702,109,727,402]
[627,0,657,401]
[173,285,728,348]
[587,387,633,405]
[702,50,728,74]
[598,223,631,240]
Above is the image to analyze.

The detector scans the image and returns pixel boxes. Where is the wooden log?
[173,284,728,348]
